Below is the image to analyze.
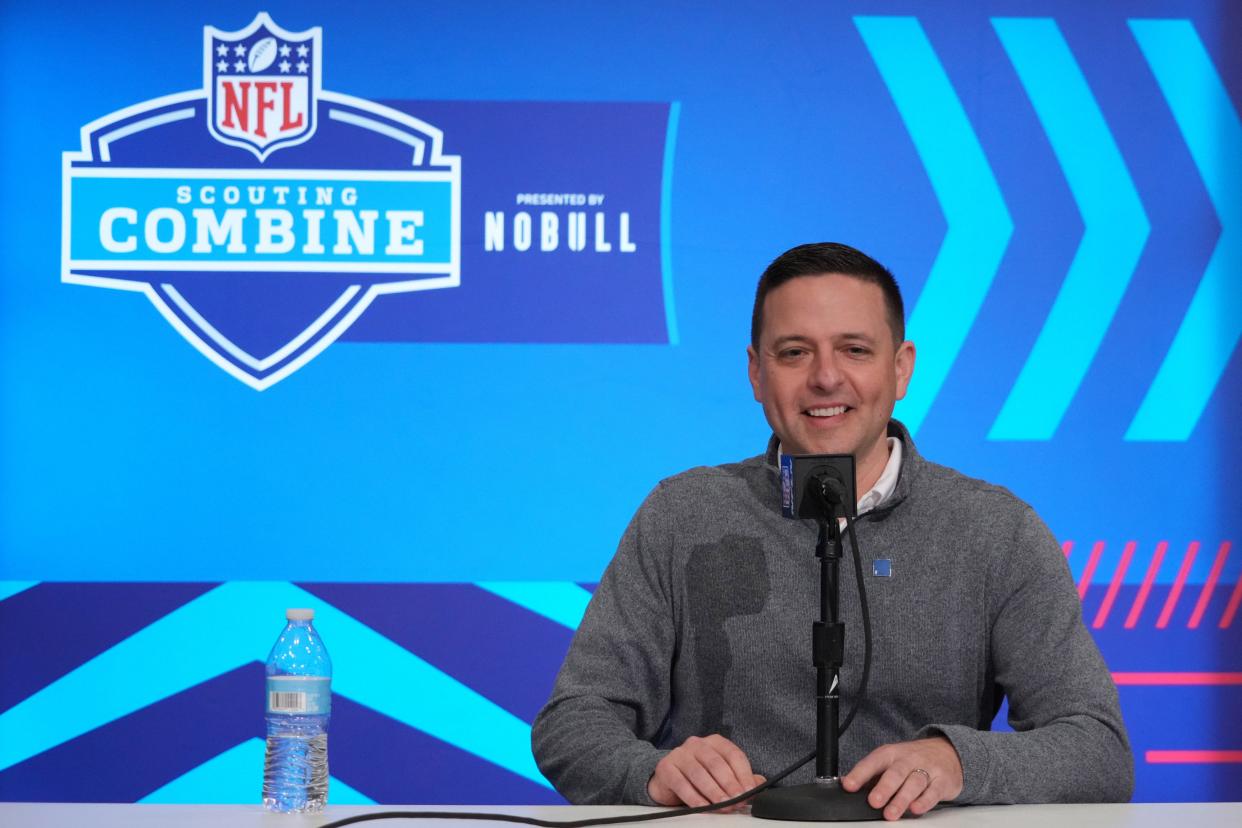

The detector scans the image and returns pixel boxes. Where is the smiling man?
[747,264,913,492]
[532,243,1133,819]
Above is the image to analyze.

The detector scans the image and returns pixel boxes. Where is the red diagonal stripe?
[1146,751,1242,764]
[1093,541,1135,629]
[1077,541,1105,600]
[1062,540,1073,558]
[1125,541,1167,629]
[1222,574,1242,629]
[1156,541,1200,629]
[1112,672,1242,686]
[1188,541,1232,628]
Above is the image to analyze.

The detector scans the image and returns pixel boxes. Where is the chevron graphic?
[0,582,549,789]
[3,576,1240,803]
[858,15,1235,441]
[855,16,1014,436]
[1126,20,1242,441]
[989,18,1150,441]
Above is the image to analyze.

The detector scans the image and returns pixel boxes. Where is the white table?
[2,802,1241,827]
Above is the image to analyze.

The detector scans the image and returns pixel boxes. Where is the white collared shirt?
[858,436,902,516]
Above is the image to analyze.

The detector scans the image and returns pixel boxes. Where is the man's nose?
[809,351,843,391]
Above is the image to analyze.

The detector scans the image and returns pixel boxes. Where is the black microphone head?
[810,466,848,506]
[780,454,857,520]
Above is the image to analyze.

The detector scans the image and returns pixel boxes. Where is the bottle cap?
[286,608,315,621]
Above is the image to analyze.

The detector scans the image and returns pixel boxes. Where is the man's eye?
[779,349,806,359]
[846,346,871,357]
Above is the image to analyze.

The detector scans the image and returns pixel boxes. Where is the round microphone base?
[751,778,883,822]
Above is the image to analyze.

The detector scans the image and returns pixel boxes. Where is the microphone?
[757,451,880,821]
[780,454,857,521]
[811,467,848,508]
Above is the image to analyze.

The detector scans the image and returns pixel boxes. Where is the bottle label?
[266,675,331,715]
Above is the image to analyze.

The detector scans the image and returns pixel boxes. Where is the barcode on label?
[269,691,307,713]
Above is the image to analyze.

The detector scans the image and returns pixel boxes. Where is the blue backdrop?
[0,0,1238,805]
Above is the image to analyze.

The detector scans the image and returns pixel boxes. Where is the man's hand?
[841,736,963,821]
[647,734,766,810]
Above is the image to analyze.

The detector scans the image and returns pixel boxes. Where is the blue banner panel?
[344,100,673,345]
[60,11,671,390]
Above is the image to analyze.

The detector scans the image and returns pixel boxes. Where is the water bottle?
[263,608,332,813]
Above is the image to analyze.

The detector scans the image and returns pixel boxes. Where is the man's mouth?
[805,405,850,418]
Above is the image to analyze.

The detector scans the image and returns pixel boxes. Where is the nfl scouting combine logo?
[62,12,461,389]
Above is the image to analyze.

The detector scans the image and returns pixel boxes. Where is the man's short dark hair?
[751,242,906,347]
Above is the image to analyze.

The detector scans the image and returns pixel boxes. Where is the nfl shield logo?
[205,12,319,160]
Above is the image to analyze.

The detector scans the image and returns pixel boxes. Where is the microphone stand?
[752,506,880,821]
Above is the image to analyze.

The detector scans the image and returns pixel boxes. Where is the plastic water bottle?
[263,608,332,813]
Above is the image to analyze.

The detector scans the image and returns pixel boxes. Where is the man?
[532,243,1133,820]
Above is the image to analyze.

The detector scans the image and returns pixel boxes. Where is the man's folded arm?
[921,505,1133,805]
[533,696,670,805]
[532,486,677,804]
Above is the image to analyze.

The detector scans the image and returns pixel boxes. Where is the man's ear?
[747,344,762,403]
[894,340,915,400]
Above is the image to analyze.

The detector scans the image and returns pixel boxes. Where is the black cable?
[318,518,876,828]
[317,748,814,828]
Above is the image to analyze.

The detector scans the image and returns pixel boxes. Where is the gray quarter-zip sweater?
[531,421,1133,805]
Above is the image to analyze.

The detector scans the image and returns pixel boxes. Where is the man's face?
[748,274,915,488]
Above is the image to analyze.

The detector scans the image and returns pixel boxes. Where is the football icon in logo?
[248,36,277,72]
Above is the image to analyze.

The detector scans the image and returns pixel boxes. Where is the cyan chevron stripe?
[0,582,38,602]
[1126,20,1242,441]
[330,692,565,804]
[302,583,571,724]
[0,662,260,801]
[0,583,219,714]
[855,16,1013,435]
[0,582,550,789]
[475,581,592,630]
[989,18,1150,441]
